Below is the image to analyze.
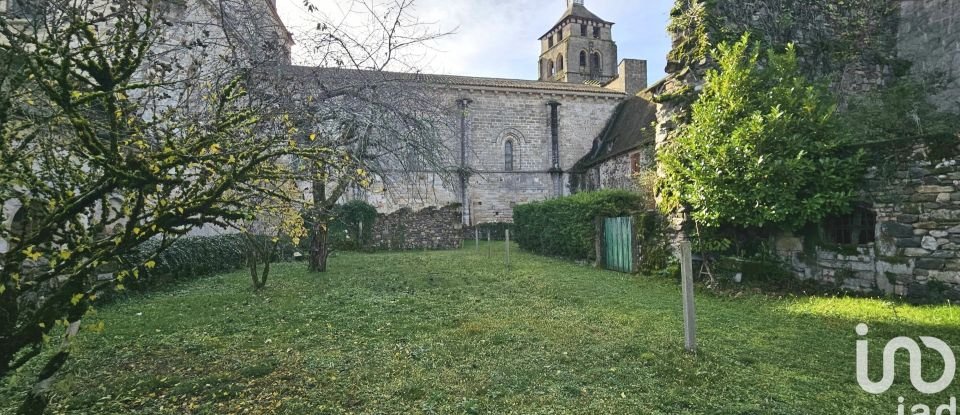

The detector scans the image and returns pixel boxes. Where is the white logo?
[856,323,956,395]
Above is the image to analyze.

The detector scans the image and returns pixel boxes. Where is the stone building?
[321,0,650,225]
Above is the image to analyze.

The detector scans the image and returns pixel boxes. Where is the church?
[339,0,656,226]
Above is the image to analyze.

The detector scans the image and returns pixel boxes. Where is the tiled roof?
[282,66,627,96]
[541,3,612,39]
[572,96,658,171]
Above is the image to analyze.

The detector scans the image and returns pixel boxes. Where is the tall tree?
[0,1,334,412]
[276,0,455,272]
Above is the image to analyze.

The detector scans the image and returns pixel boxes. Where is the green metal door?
[604,217,634,273]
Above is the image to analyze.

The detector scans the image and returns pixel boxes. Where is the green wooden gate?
[604,216,634,273]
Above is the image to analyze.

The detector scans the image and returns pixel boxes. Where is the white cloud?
[276,0,672,81]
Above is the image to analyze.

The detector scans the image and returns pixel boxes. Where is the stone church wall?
[355,86,624,225]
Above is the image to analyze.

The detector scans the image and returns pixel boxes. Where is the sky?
[275,0,675,83]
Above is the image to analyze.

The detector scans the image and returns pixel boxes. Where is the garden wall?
[369,205,463,251]
[773,140,960,300]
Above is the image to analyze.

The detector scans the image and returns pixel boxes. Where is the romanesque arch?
[579,51,587,68]
[557,54,564,72]
[590,52,602,78]
[497,128,526,171]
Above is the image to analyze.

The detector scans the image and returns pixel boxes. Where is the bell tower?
[538,0,618,85]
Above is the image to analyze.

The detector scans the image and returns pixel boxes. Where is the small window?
[579,51,587,67]
[581,24,588,37]
[824,205,877,245]
[557,54,564,72]
[593,26,601,39]
[630,153,642,174]
[548,60,556,77]
[548,36,554,48]
[504,140,515,172]
[557,31,563,41]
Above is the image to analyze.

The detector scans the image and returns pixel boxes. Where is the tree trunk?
[309,178,330,273]
[310,220,329,272]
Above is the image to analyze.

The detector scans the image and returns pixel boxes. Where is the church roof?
[540,3,612,40]
[571,96,657,171]
[281,66,627,96]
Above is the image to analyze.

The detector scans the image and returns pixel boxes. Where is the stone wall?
[898,0,960,113]
[346,83,626,225]
[579,147,655,192]
[369,205,463,251]
[655,0,960,300]
[773,140,960,299]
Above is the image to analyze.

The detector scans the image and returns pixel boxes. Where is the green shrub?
[328,200,379,251]
[514,190,645,260]
[658,34,864,230]
[119,234,250,291]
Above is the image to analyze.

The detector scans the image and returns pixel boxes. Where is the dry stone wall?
[369,205,463,251]
[774,141,960,299]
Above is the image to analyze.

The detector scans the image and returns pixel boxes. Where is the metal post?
[505,229,511,269]
[680,241,697,353]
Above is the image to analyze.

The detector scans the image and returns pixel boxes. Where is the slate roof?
[571,96,658,171]
[540,3,613,40]
[282,66,628,96]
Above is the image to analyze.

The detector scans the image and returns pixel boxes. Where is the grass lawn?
[3,243,960,414]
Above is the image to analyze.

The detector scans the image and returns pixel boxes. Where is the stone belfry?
[538,0,618,85]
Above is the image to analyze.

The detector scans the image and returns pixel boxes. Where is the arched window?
[590,52,601,78]
[10,205,30,239]
[504,140,515,172]
[557,54,564,72]
[579,51,587,67]
[547,60,555,77]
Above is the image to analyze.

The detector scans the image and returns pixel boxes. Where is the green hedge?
[513,190,645,260]
[327,200,379,251]
[119,234,251,291]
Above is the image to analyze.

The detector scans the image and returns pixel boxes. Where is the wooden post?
[505,229,511,269]
[475,228,479,250]
[594,217,603,268]
[487,231,491,258]
[680,240,697,353]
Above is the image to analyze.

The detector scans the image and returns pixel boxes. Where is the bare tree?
[266,0,457,272]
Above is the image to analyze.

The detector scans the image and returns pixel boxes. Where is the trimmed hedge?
[120,234,250,291]
[513,190,645,260]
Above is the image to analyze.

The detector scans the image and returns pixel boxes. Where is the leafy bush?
[328,200,379,251]
[658,34,865,230]
[514,190,645,260]
[119,234,250,292]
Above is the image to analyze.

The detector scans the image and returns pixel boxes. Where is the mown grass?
[3,243,960,414]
